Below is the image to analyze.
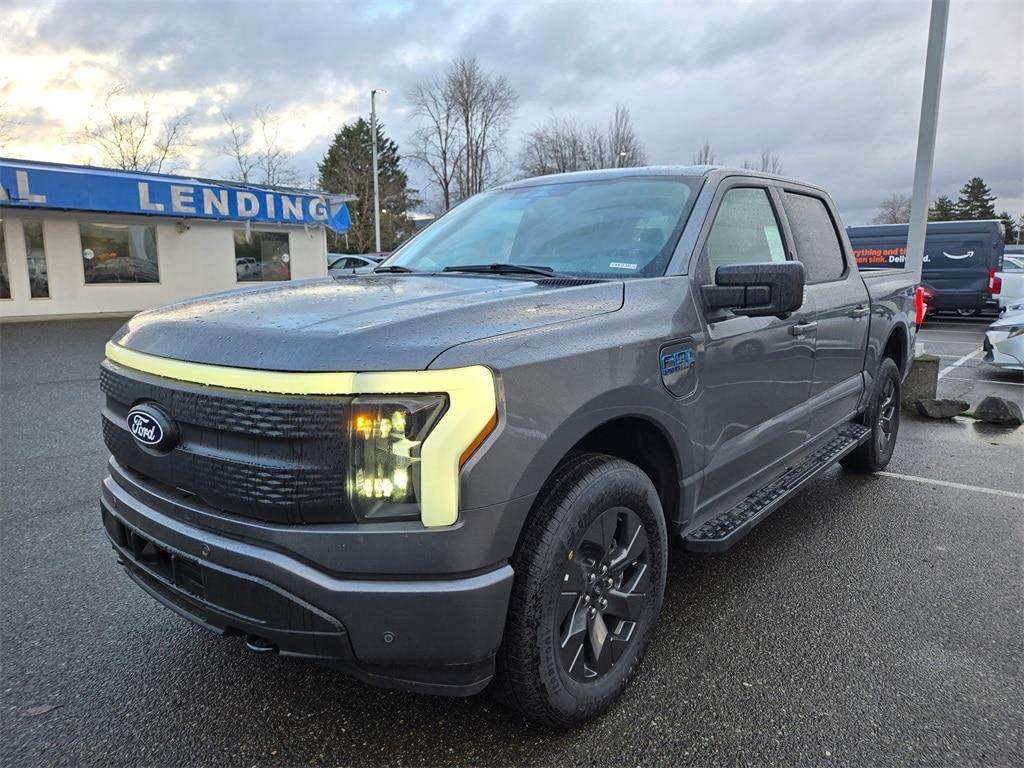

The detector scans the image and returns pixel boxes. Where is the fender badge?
[661,349,695,375]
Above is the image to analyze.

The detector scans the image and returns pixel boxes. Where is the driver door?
[695,184,816,516]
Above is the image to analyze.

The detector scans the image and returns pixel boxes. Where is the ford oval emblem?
[126,403,179,451]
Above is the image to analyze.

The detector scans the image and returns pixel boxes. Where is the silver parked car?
[984,306,1024,371]
[327,253,383,276]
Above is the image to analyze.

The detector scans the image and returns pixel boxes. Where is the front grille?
[100,360,356,524]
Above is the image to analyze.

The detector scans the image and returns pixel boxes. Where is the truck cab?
[100,167,918,728]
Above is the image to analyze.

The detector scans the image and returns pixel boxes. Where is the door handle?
[849,305,870,318]
[790,321,818,336]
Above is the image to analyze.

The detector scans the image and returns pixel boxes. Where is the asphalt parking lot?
[1,317,1021,767]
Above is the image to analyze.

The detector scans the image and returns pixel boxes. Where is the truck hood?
[112,274,624,371]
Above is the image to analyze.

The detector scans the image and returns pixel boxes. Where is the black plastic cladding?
[100,361,356,524]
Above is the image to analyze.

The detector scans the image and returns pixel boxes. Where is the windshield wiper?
[373,264,416,273]
[442,263,563,278]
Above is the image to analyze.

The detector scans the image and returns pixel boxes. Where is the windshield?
[386,176,700,278]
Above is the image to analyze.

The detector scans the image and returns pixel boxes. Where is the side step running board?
[684,423,870,553]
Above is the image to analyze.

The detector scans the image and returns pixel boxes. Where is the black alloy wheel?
[875,376,899,455]
[556,506,649,682]
[493,452,668,728]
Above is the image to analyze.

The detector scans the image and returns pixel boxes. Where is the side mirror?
[702,261,805,318]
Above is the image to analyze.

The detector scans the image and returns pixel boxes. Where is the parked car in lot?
[848,220,1005,316]
[98,167,920,728]
[327,253,385,275]
[992,252,1024,313]
[984,308,1024,370]
[234,256,259,280]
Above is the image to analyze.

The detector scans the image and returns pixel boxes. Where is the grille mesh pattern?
[100,360,353,524]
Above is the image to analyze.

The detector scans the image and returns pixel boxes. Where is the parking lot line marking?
[878,472,1024,500]
[938,348,982,378]
[942,375,1024,387]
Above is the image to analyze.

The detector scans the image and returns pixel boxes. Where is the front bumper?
[983,331,1024,371]
[101,459,517,696]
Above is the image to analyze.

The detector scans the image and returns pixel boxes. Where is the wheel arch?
[882,322,909,373]
[570,416,682,529]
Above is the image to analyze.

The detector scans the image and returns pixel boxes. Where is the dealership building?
[0,158,352,320]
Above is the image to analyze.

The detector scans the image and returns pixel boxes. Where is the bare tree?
[78,85,191,173]
[219,108,301,187]
[0,96,18,149]
[253,108,301,187]
[743,150,783,174]
[872,193,912,224]
[219,112,257,183]
[408,58,518,209]
[518,104,646,177]
[447,57,519,199]
[409,75,463,211]
[606,104,645,168]
[519,115,593,177]
[692,140,716,165]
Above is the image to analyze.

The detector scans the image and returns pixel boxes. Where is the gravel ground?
[1,318,1021,767]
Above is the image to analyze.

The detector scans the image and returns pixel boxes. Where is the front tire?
[841,357,901,473]
[493,452,668,728]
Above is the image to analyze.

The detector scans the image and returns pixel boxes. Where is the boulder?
[915,398,969,419]
[973,396,1023,426]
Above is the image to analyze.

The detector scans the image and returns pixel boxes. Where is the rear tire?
[841,357,901,473]
[955,308,981,317]
[492,452,668,728]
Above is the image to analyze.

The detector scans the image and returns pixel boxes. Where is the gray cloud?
[3,0,1021,223]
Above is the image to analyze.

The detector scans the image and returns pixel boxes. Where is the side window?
[782,193,845,283]
[704,188,786,277]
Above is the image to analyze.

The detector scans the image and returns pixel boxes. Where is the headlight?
[348,395,447,521]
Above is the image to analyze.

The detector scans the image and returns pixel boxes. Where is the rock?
[915,398,969,419]
[973,396,1023,426]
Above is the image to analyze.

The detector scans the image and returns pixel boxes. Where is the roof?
[501,164,821,190]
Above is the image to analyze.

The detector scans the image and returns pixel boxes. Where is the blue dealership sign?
[0,158,350,233]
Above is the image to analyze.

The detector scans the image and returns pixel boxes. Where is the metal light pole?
[370,88,386,253]
[905,0,950,284]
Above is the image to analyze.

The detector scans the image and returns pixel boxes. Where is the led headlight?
[348,395,448,521]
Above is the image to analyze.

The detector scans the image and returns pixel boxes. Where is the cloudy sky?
[2,0,1021,224]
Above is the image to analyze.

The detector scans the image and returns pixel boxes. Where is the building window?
[23,220,50,298]
[0,220,10,299]
[234,230,291,282]
[80,222,160,284]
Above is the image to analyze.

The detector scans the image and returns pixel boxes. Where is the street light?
[370,88,387,253]
[618,151,628,168]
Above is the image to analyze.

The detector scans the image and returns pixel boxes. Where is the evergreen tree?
[999,211,1020,245]
[928,194,957,221]
[318,117,418,253]
[954,177,997,220]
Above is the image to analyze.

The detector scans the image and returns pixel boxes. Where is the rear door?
[695,181,816,514]
[924,232,993,310]
[778,189,869,433]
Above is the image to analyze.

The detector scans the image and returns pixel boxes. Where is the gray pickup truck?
[100,166,920,727]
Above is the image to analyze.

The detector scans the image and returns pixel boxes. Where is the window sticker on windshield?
[764,226,786,262]
[609,262,638,270]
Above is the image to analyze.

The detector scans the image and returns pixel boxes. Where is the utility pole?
[906,0,950,284]
[370,88,386,253]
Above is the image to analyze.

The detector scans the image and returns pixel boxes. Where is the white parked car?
[993,254,1024,312]
[983,306,1024,371]
[327,254,382,276]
